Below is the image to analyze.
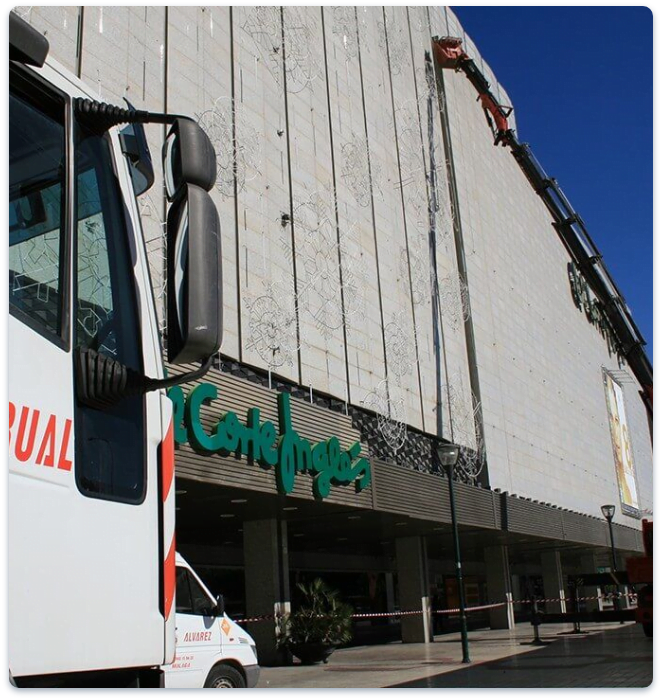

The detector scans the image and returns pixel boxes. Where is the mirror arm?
[75,347,214,410]
[143,355,214,392]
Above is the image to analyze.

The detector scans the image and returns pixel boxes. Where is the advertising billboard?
[603,371,640,517]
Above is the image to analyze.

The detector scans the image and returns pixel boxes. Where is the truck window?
[75,133,142,369]
[74,120,146,503]
[8,70,67,345]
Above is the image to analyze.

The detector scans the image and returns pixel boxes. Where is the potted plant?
[277,578,353,665]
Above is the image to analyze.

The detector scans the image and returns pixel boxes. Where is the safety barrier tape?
[234,614,280,624]
[510,594,634,605]
[232,594,636,625]
[351,609,424,619]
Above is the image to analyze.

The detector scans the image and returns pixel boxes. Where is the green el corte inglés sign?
[168,383,371,500]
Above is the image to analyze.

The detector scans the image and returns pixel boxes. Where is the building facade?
[19,5,653,661]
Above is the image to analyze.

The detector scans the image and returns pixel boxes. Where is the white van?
[162,554,260,688]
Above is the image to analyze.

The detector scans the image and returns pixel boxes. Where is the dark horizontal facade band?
[170,363,643,554]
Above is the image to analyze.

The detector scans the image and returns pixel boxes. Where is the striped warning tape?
[510,594,634,605]
[235,602,506,624]
[351,610,425,619]
[234,613,283,624]
[233,594,636,624]
[354,603,508,618]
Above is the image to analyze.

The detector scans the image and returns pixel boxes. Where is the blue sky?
[452,6,653,359]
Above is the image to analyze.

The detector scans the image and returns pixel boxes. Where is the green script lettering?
[168,384,371,499]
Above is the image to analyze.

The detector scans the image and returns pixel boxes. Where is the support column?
[244,519,290,665]
[385,571,397,636]
[540,550,567,614]
[511,573,523,615]
[395,536,432,643]
[580,554,604,612]
[385,572,396,614]
[484,545,515,629]
[613,552,629,609]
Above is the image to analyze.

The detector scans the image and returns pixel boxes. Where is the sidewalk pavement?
[256,621,651,688]
[394,621,652,688]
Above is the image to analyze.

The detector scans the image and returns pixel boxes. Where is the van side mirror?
[163,119,222,365]
[213,594,225,618]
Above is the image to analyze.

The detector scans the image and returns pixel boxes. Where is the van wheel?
[205,664,246,688]
[643,623,653,638]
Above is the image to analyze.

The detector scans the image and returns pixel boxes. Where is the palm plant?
[277,578,353,663]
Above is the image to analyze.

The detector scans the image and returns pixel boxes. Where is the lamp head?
[437,443,460,469]
[601,504,616,521]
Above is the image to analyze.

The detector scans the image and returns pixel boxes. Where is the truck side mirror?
[213,594,225,618]
[74,108,224,408]
[10,12,49,67]
[163,118,216,200]
[163,119,222,365]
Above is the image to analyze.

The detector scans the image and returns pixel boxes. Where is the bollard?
[571,580,582,634]
[529,597,547,646]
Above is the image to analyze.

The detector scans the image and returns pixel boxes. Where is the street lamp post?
[437,443,471,664]
[601,504,622,622]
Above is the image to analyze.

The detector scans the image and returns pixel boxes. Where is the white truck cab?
[163,554,260,688]
[9,12,223,686]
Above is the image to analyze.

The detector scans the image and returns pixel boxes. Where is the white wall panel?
[358,7,423,431]
[233,6,299,383]
[283,6,346,398]
[322,6,386,405]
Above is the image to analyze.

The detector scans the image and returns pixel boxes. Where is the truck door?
[9,62,84,677]
[9,61,167,677]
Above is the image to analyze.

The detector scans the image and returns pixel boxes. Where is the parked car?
[162,554,259,688]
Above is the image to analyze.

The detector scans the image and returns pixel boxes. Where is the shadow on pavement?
[390,625,653,688]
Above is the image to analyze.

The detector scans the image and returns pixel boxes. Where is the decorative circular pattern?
[340,133,380,208]
[197,97,261,198]
[245,283,300,369]
[331,5,359,59]
[361,380,408,455]
[384,312,417,379]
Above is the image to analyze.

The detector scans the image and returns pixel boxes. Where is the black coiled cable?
[73,97,185,133]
